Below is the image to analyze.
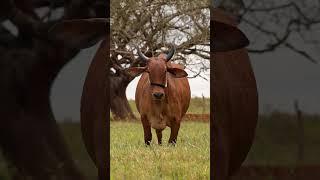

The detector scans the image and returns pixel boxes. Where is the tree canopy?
[110,0,210,79]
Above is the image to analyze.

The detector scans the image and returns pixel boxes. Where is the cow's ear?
[126,67,147,77]
[213,21,249,52]
[167,68,188,78]
[49,18,108,49]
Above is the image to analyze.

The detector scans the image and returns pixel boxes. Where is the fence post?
[294,99,304,166]
[202,93,205,115]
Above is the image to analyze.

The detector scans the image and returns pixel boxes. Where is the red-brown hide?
[212,8,258,180]
[130,54,191,145]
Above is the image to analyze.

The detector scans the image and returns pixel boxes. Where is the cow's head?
[127,46,187,101]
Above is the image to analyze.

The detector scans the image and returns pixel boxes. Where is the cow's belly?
[147,113,172,130]
[143,100,184,130]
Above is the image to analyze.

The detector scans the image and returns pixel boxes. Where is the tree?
[110,0,210,120]
[217,0,320,63]
[0,0,105,179]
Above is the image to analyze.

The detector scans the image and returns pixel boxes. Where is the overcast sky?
[250,48,320,115]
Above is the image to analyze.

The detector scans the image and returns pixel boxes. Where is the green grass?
[110,121,210,180]
[244,112,320,166]
[60,122,97,179]
[1,106,320,179]
[0,159,9,180]
[0,122,97,180]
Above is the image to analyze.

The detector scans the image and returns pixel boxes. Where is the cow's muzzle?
[153,92,164,100]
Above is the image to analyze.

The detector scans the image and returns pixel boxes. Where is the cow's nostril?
[153,93,164,99]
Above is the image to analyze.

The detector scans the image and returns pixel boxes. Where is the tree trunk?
[109,71,136,120]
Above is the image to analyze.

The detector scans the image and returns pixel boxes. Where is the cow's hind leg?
[168,120,181,145]
[141,116,152,145]
[156,129,162,145]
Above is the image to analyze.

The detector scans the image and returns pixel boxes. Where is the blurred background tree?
[216,0,320,63]
[214,1,320,178]
[0,0,106,179]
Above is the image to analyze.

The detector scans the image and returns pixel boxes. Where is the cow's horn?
[165,45,175,61]
[136,46,149,62]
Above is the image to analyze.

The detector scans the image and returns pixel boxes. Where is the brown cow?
[124,16,250,145]
[126,47,190,145]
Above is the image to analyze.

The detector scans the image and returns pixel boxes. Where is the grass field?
[244,112,320,166]
[1,97,320,179]
[110,97,210,179]
[110,121,210,179]
[0,122,97,180]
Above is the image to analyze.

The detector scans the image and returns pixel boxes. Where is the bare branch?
[111,0,210,78]
[228,0,320,63]
[284,43,318,64]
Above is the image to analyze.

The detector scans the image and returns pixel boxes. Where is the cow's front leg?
[141,116,152,145]
[168,119,181,145]
[156,129,163,145]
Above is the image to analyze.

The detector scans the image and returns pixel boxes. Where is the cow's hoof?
[145,141,151,146]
